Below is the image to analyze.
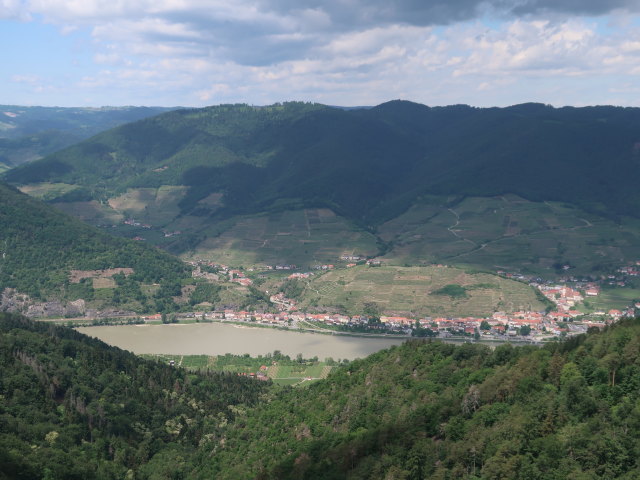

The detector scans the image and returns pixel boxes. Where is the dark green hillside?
[199,320,640,479]
[4,102,327,194]
[7,101,640,224]
[3,313,640,479]
[0,105,175,170]
[0,313,268,479]
[0,182,188,307]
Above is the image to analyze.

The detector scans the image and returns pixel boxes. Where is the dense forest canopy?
[0,312,269,479]
[198,319,640,479]
[2,313,640,479]
[0,182,189,304]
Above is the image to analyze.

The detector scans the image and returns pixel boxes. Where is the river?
[76,323,408,360]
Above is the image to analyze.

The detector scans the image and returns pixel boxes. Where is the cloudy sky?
[2,0,640,107]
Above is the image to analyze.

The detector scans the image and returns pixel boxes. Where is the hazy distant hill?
[0,105,176,171]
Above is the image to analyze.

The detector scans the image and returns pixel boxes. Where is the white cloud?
[58,16,640,107]
[0,0,29,19]
[449,19,640,78]
[11,74,40,83]
[5,0,640,106]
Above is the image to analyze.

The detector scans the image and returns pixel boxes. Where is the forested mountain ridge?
[3,313,639,479]
[0,182,189,311]
[200,319,640,479]
[0,312,269,479]
[0,105,175,171]
[6,100,640,224]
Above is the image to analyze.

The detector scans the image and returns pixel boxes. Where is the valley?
[4,102,640,342]
[6,2,640,478]
[1,99,640,480]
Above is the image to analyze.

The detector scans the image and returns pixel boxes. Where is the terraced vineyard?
[379,195,640,275]
[188,208,379,267]
[24,179,640,278]
[297,265,546,317]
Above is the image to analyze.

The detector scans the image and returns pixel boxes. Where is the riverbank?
[44,315,545,345]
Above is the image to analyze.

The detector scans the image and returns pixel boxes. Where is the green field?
[379,195,640,276]
[38,183,380,266]
[143,353,335,386]
[579,287,640,313]
[107,186,189,227]
[18,182,80,200]
[53,200,124,225]
[296,264,545,317]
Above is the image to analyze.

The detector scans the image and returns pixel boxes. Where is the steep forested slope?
[199,320,640,479]
[0,182,188,308]
[2,314,640,479]
[6,101,640,224]
[0,313,269,479]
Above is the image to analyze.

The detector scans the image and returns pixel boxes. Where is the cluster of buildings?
[617,261,640,277]
[266,264,297,270]
[123,218,181,238]
[178,258,639,340]
[312,264,335,270]
[188,260,255,286]
[228,269,253,286]
[152,301,623,341]
[123,218,152,229]
[287,272,313,280]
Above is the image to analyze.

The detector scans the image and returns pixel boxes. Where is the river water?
[76,323,408,360]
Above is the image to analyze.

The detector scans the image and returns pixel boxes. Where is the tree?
[520,325,531,336]
[480,320,491,331]
[363,302,380,320]
[600,352,621,387]
[462,385,481,416]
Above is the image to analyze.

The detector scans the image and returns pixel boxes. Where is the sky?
[2,0,640,108]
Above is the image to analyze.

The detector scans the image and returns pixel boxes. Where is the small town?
[135,264,633,343]
[14,254,638,345]
[176,256,640,342]
[142,297,623,343]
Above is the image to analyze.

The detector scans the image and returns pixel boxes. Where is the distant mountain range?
[5,100,640,280]
[6,100,640,224]
[0,105,176,171]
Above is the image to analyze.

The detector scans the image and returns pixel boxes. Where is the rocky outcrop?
[0,288,31,314]
[1,288,86,318]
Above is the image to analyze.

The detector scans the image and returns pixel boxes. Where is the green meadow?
[143,353,335,386]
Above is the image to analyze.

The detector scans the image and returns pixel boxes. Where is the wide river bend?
[77,323,407,360]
